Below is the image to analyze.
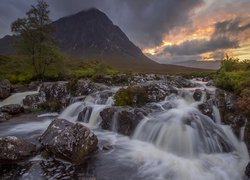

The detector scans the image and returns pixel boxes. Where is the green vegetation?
[11,0,64,80]
[114,86,148,107]
[214,56,250,93]
[0,54,118,83]
[214,56,250,118]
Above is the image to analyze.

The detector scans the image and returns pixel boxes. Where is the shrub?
[114,86,148,107]
[236,89,250,119]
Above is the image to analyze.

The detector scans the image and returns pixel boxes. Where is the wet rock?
[144,83,174,102]
[245,162,250,178]
[75,79,108,96]
[23,93,45,108]
[0,79,11,99]
[193,89,203,101]
[170,76,195,88]
[39,81,70,111]
[0,104,24,115]
[100,107,146,136]
[231,115,247,140]
[0,112,12,122]
[214,89,237,124]
[0,136,36,163]
[40,119,98,164]
[77,106,93,122]
[198,102,213,119]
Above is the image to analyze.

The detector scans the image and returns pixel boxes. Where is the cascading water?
[0,79,248,180]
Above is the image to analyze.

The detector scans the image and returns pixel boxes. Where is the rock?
[0,104,24,115]
[193,89,203,101]
[170,76,195,88]
[245,162,250,178]
[0,79,11,99]
[23,93,45,108]
[198,102,213,119]
[77,106,93,122]
[0,136,36,163]
[231,115,247,140]
[40,119,98,164]
[39,81,70,111]
[100,107,146,136]
[144,83,174,102]
[75,79,108,96]
[0,112,12,122]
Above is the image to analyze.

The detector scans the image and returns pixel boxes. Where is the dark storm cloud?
[0,0,204,47]
[163,18,250,56]
[164,36,239,55]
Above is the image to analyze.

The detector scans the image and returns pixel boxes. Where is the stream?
[0,79,248,180]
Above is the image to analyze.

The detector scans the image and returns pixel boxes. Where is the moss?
[114,86,148,107]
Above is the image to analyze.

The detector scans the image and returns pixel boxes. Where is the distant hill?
[0,8,209,74]
[173,60,221,70]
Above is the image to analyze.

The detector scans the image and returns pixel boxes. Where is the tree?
[11,0,62,79]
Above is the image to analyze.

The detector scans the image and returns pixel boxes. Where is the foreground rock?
[0,136,36,163]
[0,79,11,99]
[99,107,146,136]
[0,104,24,115]
[40,119,98,164]
[246,162,250,178]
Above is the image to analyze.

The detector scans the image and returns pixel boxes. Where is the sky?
[0,0,250,63]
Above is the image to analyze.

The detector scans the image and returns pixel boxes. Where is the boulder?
[40,119,98,164]
[193,89,203,101]
[39,81,70,111]
[75,79,108,96]
[0,104,24,115]
[23,93,45,108]
[0,136,36,163]
[100,107,146,136]
[198,102,213,119]
[0,112,12,122]
[0,79,11,99]
[144,83,175,102]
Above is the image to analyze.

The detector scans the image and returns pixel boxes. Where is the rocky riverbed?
[0,74,249,180]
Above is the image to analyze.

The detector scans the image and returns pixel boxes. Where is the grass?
[0,54,214,84]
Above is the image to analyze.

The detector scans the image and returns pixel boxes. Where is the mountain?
[0,8,207,73]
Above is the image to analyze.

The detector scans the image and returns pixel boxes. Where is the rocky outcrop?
[144,82,177,103]
[0,79,11,99]
[0,104,24,115]
[0,136,36,163]
[75,79,108,96]
[40,119,98,164]
[100,107,146,136]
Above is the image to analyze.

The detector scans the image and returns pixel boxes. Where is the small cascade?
[133,98,248,159]
[111,111,119,132]
[59,101,85,121]
[212,105,222,124]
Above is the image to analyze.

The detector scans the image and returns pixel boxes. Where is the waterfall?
[133,98,248,159]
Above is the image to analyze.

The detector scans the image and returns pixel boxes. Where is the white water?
[0,80,248,180]
[0,90,38,107]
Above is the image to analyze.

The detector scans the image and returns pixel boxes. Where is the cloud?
[0,0,204,47]
[162,18,250,56]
